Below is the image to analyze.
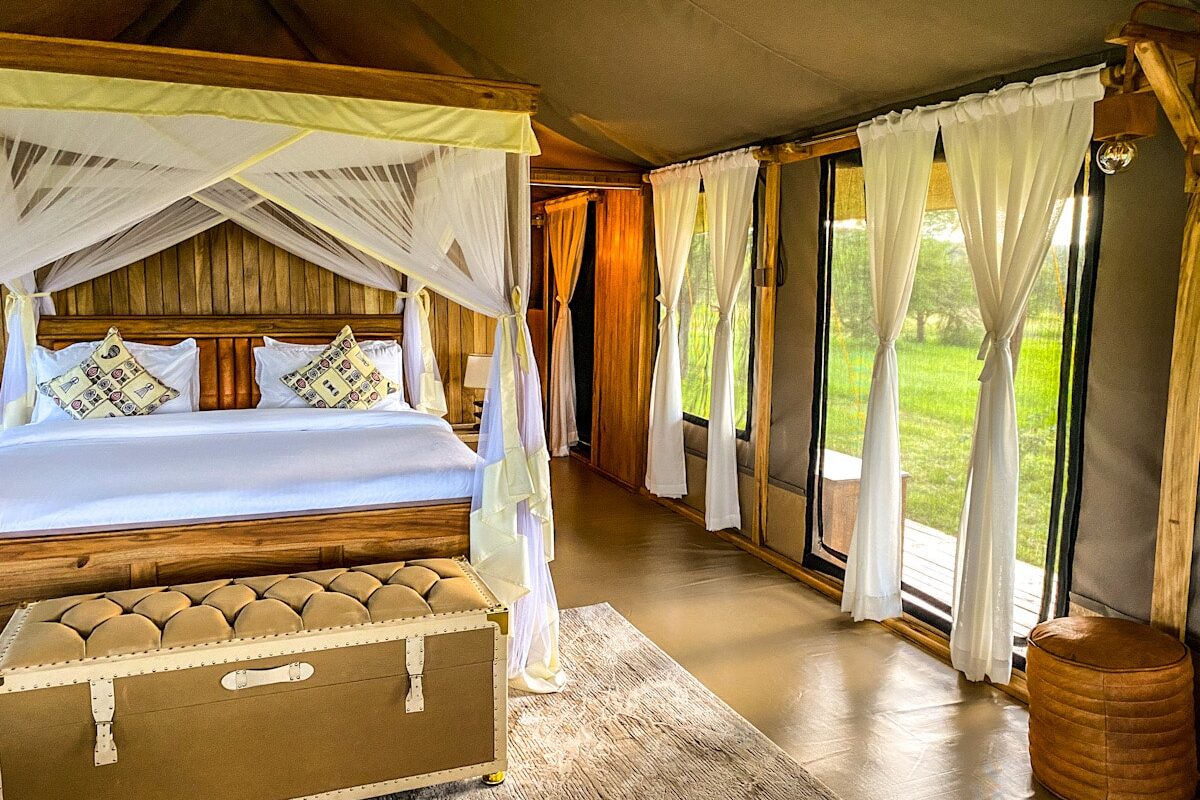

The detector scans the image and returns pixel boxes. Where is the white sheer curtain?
[645,163,700,497]
[1,272,40,428]
[941,66,1103,683]
[546,193,589,457]
[194,180,447,416]
[238,137,563,691]
[42,198,225,308]
[700,150,759,531]
[0,110,300,427]
[0,197,226,426]
[196,181,403,303]
[402,278,448,417]
[841,108,939,622]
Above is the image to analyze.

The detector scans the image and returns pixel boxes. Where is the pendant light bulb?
[1096,139,1138,175]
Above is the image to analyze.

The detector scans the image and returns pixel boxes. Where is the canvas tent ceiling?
[0,0,1141,167]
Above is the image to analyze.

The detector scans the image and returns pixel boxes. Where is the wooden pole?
[1151,191,1200,639]
[752,163,783,546]
[1124,35,1200,639]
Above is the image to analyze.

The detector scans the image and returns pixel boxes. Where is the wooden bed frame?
[0,315,471,625]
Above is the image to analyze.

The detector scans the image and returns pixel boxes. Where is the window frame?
[678,178,761,441]
[804,146,1104,659]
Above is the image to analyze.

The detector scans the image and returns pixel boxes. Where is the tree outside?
[678,193,755,431]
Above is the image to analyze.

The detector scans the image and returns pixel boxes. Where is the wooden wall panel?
[591,188,656,488]
[42,221,493,425]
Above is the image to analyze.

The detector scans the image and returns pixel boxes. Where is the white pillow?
[30,338,200,424]
[255,336,407,410]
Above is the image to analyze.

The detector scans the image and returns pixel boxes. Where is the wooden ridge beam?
[0,32,538,113]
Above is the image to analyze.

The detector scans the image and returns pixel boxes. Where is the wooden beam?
[751,163,782,546]
[1109,18,1200,56]
[38,314,402,339]
[1123,24,1200,639]
[0,32,537,113]
[757,133,860,164]
[1134,42,1200,153]
[1152,193,1200,639]
[530,167,646,189]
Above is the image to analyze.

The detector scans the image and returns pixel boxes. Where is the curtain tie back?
[976,332,1012,382]
[413,287,432,316]
[4,289,51,318]
[656,303,679,333]
[498,286,530,371]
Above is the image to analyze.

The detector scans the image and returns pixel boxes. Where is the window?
[678,190,757,434]
[810,149,1098,642]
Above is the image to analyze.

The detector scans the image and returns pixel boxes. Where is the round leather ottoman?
[1027,616,1198,800]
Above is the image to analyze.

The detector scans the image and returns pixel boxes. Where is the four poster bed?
[0,33,562,691]
[0,314,473,625]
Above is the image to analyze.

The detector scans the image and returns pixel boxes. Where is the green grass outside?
[825,314,1066,567]
[679,299,753,429]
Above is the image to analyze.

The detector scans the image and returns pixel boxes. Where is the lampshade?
[463,353,492,390]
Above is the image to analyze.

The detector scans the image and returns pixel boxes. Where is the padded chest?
[0,557,509,800]
[0,558,490,670]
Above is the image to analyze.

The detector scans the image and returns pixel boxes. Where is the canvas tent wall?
[0,0,1139,167]
[0,0,1191,657]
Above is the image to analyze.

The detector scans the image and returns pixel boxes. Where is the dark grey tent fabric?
[0,0,1138,166]
[1070,119,1190,634]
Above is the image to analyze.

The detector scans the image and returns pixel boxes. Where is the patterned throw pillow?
[38,328,180,420]
[281,326,400,410]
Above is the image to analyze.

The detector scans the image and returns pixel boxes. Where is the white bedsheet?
[0,408,479,536]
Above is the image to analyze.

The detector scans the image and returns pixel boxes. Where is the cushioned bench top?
[0,558,496,671]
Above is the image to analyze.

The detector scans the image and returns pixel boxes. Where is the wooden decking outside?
[902,520,1046,639]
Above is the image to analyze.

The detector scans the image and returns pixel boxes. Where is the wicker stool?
[1027,616,1198,799]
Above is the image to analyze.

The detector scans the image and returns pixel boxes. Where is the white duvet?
[0,408,480,536]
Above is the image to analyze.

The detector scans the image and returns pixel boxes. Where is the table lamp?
[463,353,491,424]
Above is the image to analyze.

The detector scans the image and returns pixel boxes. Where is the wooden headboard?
[37,315,403,410]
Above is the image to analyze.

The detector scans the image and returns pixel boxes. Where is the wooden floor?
[902,520,1045,639]
[549,458,1050,800]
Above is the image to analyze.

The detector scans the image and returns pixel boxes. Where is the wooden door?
[590,188,656,488]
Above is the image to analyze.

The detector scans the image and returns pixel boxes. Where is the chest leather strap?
[90,678,117,766]
[406,635,425,713]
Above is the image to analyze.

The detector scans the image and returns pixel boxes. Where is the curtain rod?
[643,61,1130,176]
[752,63,1128,165]
[531,190,599,226]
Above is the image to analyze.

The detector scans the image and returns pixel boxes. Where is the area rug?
[383,603,837,799]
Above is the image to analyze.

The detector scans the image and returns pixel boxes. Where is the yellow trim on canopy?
[0,67,540,155]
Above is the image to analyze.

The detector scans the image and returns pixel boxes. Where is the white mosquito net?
[0,75,558,691]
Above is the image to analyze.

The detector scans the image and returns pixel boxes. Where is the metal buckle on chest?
[406,635,425,713]
[89,678,117,767]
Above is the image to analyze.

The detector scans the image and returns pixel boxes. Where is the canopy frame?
[0,32,538,114]
[0,36,559,691]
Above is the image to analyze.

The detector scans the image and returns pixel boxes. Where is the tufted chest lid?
[0,558,500,672]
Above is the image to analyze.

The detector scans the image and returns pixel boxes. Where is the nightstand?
[452,423,481,451]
